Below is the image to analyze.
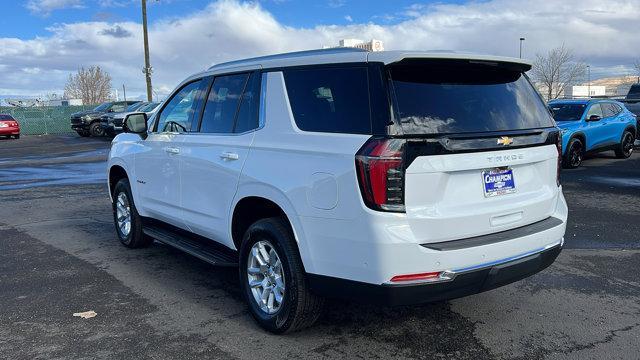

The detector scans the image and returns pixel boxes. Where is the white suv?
[108,48,567,333]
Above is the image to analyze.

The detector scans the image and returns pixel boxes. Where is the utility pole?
[519,37,525,59]
[122,84,127,101]
[587,65,591,98]
[141,0,153,102]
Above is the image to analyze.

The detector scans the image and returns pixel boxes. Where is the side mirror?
[587,115,601,122]
[123,112,148,137]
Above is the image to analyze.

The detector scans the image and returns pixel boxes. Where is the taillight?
[556,132,562,186]
[355,138,406,212]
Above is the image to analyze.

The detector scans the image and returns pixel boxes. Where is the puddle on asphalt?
[588,176,640,188]
[0,149,109,165]
[0,162,106,190]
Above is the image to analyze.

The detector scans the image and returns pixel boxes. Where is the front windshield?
[139,102,159,112]
[548,103,586,121]
[93,102,111,112]
[126,102,144,111]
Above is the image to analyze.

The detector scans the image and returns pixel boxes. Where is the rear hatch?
[374,58,560,243]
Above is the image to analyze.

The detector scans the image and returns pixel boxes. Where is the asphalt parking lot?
[1,135,639,360]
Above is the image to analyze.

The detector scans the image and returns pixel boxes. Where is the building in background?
[325,39,384,52]
[1,97,83,107]
[564,85,606,98]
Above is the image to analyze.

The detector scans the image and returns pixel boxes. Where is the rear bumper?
[0,127,20,135]
[308,243,562,306]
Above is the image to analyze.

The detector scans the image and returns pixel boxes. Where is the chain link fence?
[0,105,97,135]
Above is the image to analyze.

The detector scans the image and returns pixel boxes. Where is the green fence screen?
[0,105,97,135]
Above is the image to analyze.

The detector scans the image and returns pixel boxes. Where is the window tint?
[283,67,371,134]
[586,104,604,119]
[0,114,14,120]
[234,73,261,133]
[604,103,622,117]
[200,74,249,133]
[156,80,202,133]
[549,103,586,121]
[388,62,554,134]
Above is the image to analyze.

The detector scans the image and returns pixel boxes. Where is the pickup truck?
[617,84,640,145]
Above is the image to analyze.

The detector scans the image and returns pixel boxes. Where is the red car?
[0,114,20,139]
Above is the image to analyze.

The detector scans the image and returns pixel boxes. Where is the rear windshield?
[548,103,586,121]
[0,114,14,120]
[388,61,555,135]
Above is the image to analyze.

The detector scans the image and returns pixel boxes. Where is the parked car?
[548,99,637,168]
[108,48,567,333]
[71,101,140,137]
[0,114,20,139]
[101,101,161,137]
[617,84,640,146]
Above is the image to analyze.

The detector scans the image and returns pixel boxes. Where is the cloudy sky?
[1,0,639,99]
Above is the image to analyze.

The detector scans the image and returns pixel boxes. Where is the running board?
[142,219,238,267]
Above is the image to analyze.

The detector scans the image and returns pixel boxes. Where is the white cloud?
[26,0,85,16]
[344,15,353,22]
[4,0,640,98]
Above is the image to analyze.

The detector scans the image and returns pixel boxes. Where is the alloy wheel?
[115,192,132,237]
[622,133,634,157]
[247,240,285,315]
[570,143,582,167]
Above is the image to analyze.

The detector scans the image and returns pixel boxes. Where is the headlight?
[82,115,92,121]
[560,129,568,135]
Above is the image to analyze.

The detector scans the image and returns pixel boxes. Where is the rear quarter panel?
[236,71,371,273]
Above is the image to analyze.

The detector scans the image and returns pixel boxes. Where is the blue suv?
[548,99,637,168]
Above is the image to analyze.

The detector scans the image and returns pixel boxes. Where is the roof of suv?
[206,48,533,74]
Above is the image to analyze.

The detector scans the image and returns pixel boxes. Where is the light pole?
[587,65,591,98]
[141,0,153,102]
[519,37,525,59]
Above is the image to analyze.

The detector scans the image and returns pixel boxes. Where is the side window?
[199,73,249,133]
[283,66,371,134]
[234,72,261,133]
[155,79,202,133]
[586,104,604,119]
[602,103,617,118]
[612,103,623,115]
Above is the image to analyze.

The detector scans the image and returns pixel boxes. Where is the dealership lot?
[0,135,639,359]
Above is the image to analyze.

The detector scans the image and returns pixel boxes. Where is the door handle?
[165,147,180,155]
[220,152,239,160]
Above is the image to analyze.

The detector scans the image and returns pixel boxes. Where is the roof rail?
[208,47,368,70]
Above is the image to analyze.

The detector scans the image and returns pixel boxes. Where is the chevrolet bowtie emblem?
[497,136,514,146]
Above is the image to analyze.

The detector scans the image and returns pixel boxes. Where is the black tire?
[614,131,634,159]
[77,130,90,137]
[112,178,153,248]
[13,134,20,139]
[89,122,105,137]
[563,138,583,169]
[239,217,324,333]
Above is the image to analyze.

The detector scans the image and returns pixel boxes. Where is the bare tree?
[64,66,113,104]
[531,45,587,100]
